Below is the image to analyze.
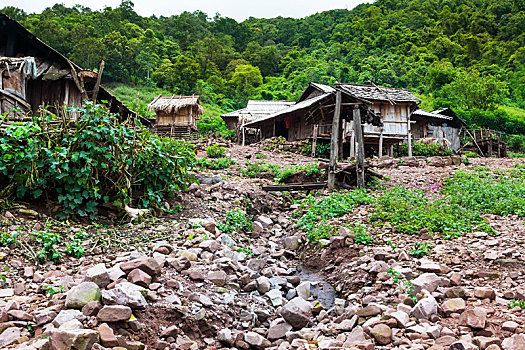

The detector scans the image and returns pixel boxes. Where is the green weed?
[206,144,226,158]
[508,299,525,309]
[217,208,253,233]
[409,242,432,258]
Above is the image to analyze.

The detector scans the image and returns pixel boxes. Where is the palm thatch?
[148,95,204,115]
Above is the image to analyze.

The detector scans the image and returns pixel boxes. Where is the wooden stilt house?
[148,95,204,139]
[0,14,135,120]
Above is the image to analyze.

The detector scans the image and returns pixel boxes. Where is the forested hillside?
[2,0,525,134]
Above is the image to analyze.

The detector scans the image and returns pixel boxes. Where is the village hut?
[411,108,467,151]
[221,100,294,143]
[148,95,204,139]
[0,14,135,120]
[245,82,420,157]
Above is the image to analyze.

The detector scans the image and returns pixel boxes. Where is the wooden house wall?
[156,106,198,127]
[362,102,410,138]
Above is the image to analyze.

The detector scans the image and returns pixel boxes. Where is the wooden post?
[312,124,319,157]
[327,90,342,190]
[378,128,384,158]
[92,60,104,102]
[353,106,365,188]
[407,115,412,157]
[350,129,355,158]
[488,135,493,157]
[338,120,345,160]
[242,122,246,147]
[389,144,394,157]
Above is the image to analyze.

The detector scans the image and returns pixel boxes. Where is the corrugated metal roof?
[310,83,336,94]
[244,93,332,127]
[221,100,294,123]
[412,109,453,120]
[339,84,421,103]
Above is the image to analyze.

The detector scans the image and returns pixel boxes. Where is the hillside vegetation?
[2,0,525,134]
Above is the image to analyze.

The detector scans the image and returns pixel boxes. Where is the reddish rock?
[96,305,132,322]
[120,257,161,276]
[127,268,152,288]
[459,308,487,329]
[97,323,119,347]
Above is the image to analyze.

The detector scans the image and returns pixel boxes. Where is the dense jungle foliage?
[2,0,525,134]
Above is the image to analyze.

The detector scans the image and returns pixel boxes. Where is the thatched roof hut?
[148,95,204,139]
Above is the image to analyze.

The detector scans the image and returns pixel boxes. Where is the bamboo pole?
[91,60,104,102]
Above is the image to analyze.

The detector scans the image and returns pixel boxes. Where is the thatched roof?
[148,95,204,115]
[221,100,294,124]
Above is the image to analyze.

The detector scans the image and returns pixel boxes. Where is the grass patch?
[295,190,373,242]
[443,167,525,217]
[240,161,281,177]
[276,163,322,183]
[196,157,236,170]
[370,186,495,239]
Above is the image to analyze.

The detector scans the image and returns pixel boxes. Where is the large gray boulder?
[281,297,312,329]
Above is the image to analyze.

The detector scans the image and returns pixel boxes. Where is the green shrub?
[508,299,525,309]
[296,190,373,235]
[507,135,525,152]
[0,103,195,218]
[307,223,337,243]
[304,142,330,157]
[410,242,432,258]
[353,225,373,245]
[395,142,453,157]
[217,208,253,233]
[443,167,525,217]
[371,186,495,238]
[206,144,226,158]
[0,231,17,247]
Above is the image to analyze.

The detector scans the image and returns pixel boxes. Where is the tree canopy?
[2,0,525,133]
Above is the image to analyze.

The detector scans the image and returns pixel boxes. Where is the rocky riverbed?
[0,144,524,350]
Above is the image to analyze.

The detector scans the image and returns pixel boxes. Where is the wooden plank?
[378,128,384,157]
[353,106,365,188]
[263,183,326,192]
[312,124,319,157]
[91,60,104,102]
[327,90,342,190]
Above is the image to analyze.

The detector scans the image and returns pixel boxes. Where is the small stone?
[207,270,227,287]
[84,263,110,288]
[296,281,311,300]
[98,323,119,347]
[459,308,487,329]
[120,257,161,276]
[356,305,381,317]
[82,301,102,316]
[65,282,102,309]
[502,321,519,332]
[97,305,132,322]
[371,324,392,345]
[127,268,152,288]
[412,273,441,294]
[244,331,271,348]
[266,318,292,341]
[411,296,438,320]
[502,334,525,350]
[442,298,466,315]
[281,297,312,329]
[49,329,99,350]
[474,287,496,300]
[0,327,21,348]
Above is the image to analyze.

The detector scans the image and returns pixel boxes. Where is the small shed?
[148,95,204,139]
[221,100,294,143]
[411,108,467,151]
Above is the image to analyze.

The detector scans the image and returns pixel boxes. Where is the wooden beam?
[378,128,384,157]
[263,183,327,192]
[353,106,365,188]
[67,60,88,101]
[327,90,342,190]
[91,60,104,102]
[312,124,319,157]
